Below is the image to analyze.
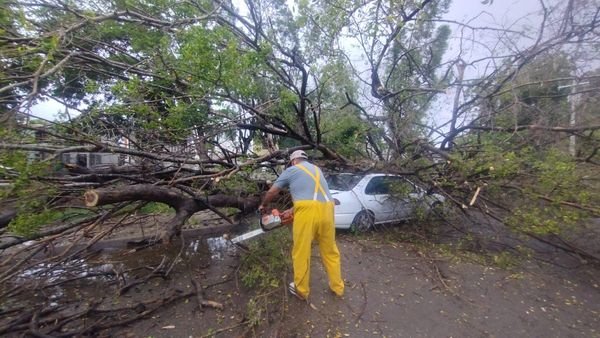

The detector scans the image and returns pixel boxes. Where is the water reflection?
[197,237,237,260]
[18,258,120,284]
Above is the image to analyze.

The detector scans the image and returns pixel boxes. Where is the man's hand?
[258,204,267,214]
[259,186,282,215]
[281,207,294,225]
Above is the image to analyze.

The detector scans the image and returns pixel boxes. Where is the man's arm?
[259,185,282,213]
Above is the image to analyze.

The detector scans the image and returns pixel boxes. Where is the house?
[25,123,121,169]
[61,152,120,168]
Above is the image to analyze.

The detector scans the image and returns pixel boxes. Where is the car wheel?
[428,201,444,218]
[350,211,374,233]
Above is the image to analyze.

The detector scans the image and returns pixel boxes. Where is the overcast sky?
[426,0,546,134]
[447,0,541,27]
[444,0,544,77]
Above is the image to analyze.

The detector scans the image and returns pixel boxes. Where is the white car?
[328,173,445,232]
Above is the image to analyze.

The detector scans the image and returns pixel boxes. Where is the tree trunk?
[0,210,17,229]
[84,184,260,242]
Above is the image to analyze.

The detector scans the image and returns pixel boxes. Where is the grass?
[239,228,291,289]
[365,222,525,270]
[237,227,292,328]
[8,207,96,237]
[138,202,174,214]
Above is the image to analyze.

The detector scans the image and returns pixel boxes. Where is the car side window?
[387,177,416,196]
[365,176,416,196]
[364,176,389,195]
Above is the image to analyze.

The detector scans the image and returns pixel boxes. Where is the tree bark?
[84,184,260,242]
[0,210,17,229]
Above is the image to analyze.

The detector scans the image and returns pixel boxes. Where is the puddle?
[18,258,121,284]
[3,234,245,335]
[204,236,237,260]
[16,236,237,294]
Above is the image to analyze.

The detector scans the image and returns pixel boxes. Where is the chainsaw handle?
[259,213,279,231]
[259,209,293,231]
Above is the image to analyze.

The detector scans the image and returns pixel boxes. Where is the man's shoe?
[288,282,307,301]
[330,288,344,298]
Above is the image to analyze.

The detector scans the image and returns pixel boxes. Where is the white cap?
[289,150,308,162]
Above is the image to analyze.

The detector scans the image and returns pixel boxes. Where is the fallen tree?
[0,0,599,335]
[84,184,261,242]
[0,210,16,229]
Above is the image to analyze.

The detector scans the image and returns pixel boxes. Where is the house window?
[62,153,71,163]
[76,154,87,167]
[89,154,102,166]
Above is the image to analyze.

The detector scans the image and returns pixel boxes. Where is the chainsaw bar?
[229,228,265,244]
[228,209,292,244]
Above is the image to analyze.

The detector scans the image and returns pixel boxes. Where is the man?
[259,150,344,300]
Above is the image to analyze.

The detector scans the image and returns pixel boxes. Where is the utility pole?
[558,81,589,157]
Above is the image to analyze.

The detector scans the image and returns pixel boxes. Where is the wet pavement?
[7,229,600,337]
[267,235,600,338]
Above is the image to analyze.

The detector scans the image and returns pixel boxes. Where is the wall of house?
[61,153,120,168]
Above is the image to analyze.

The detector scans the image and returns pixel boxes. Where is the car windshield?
[327,173,363,191]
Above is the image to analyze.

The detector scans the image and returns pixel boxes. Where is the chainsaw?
[226,209,293,244]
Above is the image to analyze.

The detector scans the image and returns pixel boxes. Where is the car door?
[360,176,397,222]
[386,176,419,221]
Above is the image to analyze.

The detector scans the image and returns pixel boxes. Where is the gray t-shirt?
[273,162,333,202]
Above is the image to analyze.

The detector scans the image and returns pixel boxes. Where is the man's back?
[273,162,332,202]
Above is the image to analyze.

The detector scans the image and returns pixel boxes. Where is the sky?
[28,0,546,122]
[426,0,546,134]
[446,0,541,31]
[30,98,68,121]
[443,0,543,78]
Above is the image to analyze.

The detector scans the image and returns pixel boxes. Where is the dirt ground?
[273,234,600,337]
[98,223,600,338]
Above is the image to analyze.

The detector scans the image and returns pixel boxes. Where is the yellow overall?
[292,164,345,298]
